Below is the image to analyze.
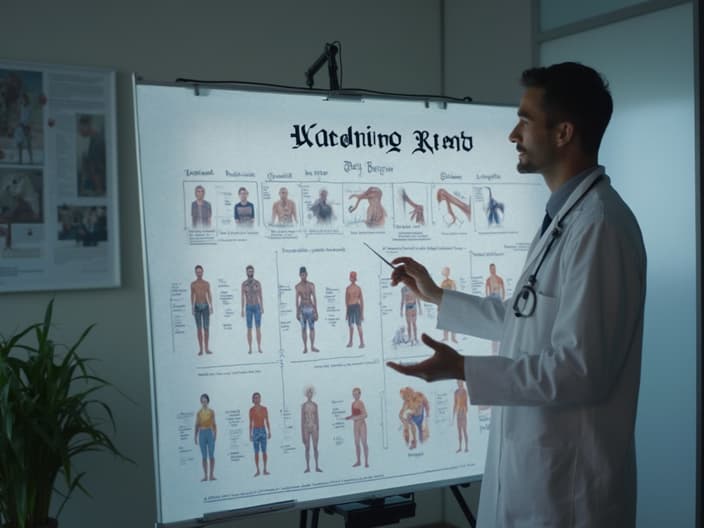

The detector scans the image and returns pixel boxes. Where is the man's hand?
[386,333,465,382]
[390,257,444,305]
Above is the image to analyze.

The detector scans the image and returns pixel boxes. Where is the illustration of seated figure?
[399,387,430,449]
[348,186,386,227]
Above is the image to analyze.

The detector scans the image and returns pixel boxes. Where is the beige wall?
[0,1,531,526]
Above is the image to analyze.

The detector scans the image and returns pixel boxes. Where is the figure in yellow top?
[194,393,217,481]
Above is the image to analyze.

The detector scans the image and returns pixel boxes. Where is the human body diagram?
[485,263,506,355]
[194,393,217,481]
[345,387,369,468]
[399,387,430,450]
[191,265,213,355]
[241,265,264,354]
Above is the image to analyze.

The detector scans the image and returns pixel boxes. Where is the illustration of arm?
[257,281,264,313]
[436,188,471,224]
[191,283,196,314]
[265,408,271,438]
[311,284,318,320]
[360,288,364,321]
[194,413,200,444]
[421,393,430,417]
[301,404,305,442]
[401,189,425,224]
[249,408,254,441]
[206,283,213,314]
[357,401,368,420]
[241,282,246,317]
[295,286,301,320]
[212,410,217,441]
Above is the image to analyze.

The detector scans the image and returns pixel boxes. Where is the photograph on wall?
[0,68,45,166]
[76,113,106,197]
[0,168,43,224]
[0,60,118,293]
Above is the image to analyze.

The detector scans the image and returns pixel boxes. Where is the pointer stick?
[363,242,396,269]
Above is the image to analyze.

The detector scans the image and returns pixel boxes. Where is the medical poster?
[135,83,546,525]
[0,60,119,292]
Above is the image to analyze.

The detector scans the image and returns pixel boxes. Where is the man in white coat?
[388,62,646,527]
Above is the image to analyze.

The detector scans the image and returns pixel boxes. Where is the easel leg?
[450,485,476,528]
[300,507,320,528]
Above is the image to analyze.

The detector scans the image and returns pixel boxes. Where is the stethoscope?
[512,175,603,318]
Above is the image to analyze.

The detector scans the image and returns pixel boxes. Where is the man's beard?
[516,150,539,173]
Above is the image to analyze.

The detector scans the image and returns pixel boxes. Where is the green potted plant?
[0,300,130,528]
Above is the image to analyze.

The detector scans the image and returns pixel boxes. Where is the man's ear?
[554,121,575,147]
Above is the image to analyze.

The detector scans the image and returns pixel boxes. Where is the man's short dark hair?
[521,62,613,155]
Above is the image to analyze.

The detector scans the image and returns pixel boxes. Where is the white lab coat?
[438,168,646,527]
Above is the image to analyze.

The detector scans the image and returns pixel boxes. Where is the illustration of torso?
[275,200,295,223]
[296,281,315,307]
[242,279,261,305]
[197,408,214,429]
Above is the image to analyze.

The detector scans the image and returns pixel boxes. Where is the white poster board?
[135,82,547,525]
[0,60,119,292]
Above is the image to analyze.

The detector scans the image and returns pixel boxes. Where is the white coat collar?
[522,166,607,275]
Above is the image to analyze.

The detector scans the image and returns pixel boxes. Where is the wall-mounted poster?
[0,60,118,292]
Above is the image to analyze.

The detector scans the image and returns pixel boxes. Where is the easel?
[449,483,477,528]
